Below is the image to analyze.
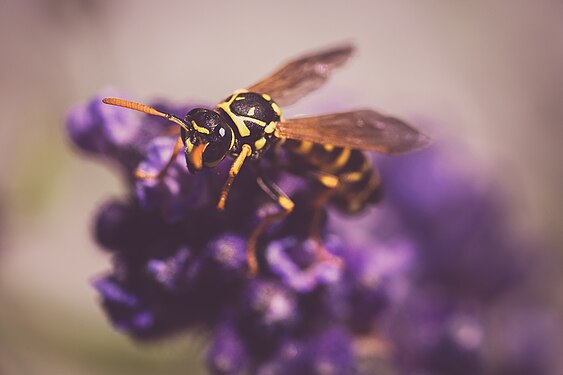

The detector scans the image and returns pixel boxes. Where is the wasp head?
[181,108,234,173]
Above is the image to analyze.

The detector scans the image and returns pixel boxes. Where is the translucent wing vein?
[248,43,355,107]
[277,110,430,154]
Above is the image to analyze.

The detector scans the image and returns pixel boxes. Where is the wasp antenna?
[102,98,165,116]
[102,97,190,132]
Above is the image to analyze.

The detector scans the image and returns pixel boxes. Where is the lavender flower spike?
[67,93,560,374]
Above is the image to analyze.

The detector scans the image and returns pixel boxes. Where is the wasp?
[102,43,430,275]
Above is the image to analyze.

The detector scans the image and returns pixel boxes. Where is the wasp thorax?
[181,108,234,172]
[216,90,282,158]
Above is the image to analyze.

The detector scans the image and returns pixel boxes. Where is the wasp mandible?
[103,43,430,275]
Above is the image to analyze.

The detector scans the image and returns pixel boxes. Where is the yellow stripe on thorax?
[217,89,271,137]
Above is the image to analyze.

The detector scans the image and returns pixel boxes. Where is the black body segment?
[216,90,281,158]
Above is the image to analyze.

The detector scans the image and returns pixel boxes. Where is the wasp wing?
[276,110,430,154]
[247,43,355,107]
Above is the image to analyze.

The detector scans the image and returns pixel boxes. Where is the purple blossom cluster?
[67,94,561,375]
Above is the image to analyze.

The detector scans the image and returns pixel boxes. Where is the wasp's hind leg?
[306,171,344,268]
[246,173,295,277]
[135,136,183,180]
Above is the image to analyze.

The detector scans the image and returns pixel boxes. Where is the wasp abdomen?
[286,140,381,213]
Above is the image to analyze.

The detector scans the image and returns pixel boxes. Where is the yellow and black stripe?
[285,140,381,213]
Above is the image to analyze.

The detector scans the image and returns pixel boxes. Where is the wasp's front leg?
[246,173,295,277]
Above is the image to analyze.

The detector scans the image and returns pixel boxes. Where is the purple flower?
[378,148,532,301]
[134,136,209,221]
[256,327,355,375]
[67,94,560,374]
[208,319,249,375]
[383,290,485,374]
[341,238,415,333]
[146,247,192,290]
[265,235,342,293]
[238,280,298,350]
[492,304,562,375]
[67,91,142,155]
[92,276,156,336]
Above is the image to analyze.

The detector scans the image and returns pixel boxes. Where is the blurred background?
[0,0,562,374]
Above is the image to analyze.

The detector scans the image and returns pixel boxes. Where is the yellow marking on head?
[271,102,281,116]
[184,138,194,153]
[323,144,334,152]
[254,137,267,150]
[264,122,276,134]
[235,96,246,101]
[247,107,256,116]
[191,120,210,135]
[261,93,272,101]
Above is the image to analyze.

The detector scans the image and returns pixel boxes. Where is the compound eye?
[202,140,229,168]
[202,126,233,168]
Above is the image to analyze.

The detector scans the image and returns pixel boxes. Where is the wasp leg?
[217,144,253,211]
[135,136,183,180]
[306,171,344,268]
[247,174,295,277]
